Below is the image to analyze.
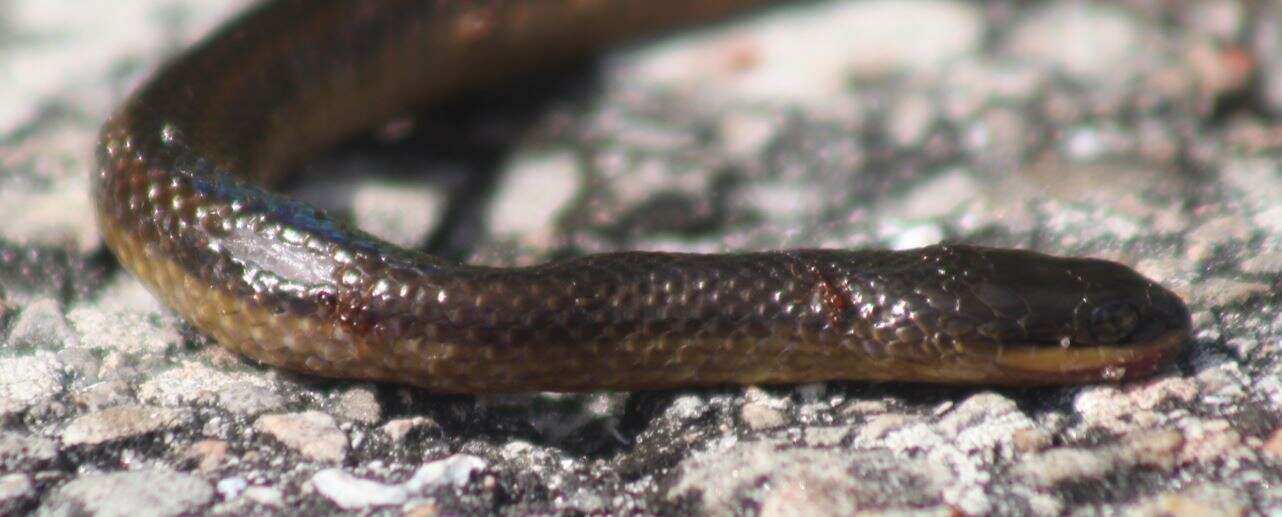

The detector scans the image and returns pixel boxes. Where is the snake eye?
[1089,302,1139,344]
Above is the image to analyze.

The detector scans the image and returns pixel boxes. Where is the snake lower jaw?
[983,326,1189,385]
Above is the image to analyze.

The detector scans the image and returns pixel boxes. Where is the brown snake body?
[92,0,1191,392]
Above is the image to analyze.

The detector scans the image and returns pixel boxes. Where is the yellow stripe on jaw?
[991,329,1186,377]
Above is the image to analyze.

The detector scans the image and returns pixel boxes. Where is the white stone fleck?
[351,181,443,248]
[311,455,486,511]
[740,401,787,431]
[0,473,33,502]
[66,306,181,355]
[242,486,284,507]
[136,361,274,408]
[406,454,488,491]
[0,352,64,417]
[61,404,190,446]
[254,411,347,463]
[621,0,982,107]
[5,298,77,349]
[312,469,408,510]
[671,439,946,514]
[0,186,99,254]
[216,477,248,500]
[333,385,381,424]
[489,150,581,246]
[380,417,437,443]
[1006,2,1147,83]
[39,468,213,517]
[888,223,945,251]
[215,382,285,417]
[0,431,58,464]
[891,168,980,220]
[719,110,778,159]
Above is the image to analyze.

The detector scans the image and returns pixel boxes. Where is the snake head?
[936,245,1190,384]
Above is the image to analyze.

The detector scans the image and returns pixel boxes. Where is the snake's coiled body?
[93,0,1190,392]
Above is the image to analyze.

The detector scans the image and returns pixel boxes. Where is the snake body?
[92,0,1191,392]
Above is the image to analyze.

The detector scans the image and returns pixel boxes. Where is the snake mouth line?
[990,327,1188,383]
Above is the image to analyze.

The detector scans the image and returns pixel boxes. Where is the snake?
[91,0,1191,393]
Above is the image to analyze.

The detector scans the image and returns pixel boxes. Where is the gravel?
[38,469,213,517]
[253,411,348,463]
[60,404,190,447]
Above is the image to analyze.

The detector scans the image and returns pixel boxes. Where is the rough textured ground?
[1,0,1280,515]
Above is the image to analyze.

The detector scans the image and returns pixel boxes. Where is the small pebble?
[254,411,348,463]
[39,469,213,517]
[61,404,189,447]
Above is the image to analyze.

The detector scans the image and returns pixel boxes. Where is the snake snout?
[983,256,1190,384]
